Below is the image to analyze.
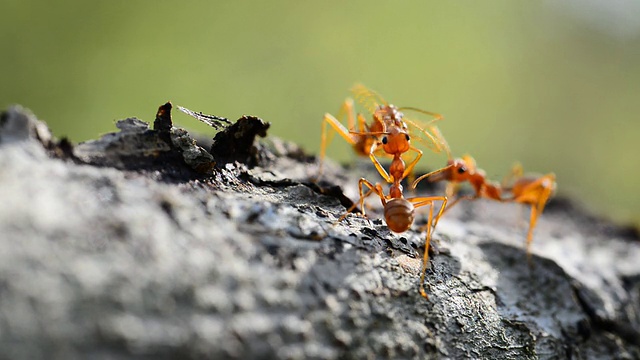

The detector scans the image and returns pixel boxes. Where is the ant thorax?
[388,157,406,183]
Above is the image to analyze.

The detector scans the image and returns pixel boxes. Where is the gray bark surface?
[0,104,638,359]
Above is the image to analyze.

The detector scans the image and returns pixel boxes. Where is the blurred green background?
[2,1,639,225]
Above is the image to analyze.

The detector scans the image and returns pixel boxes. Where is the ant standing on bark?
[318,84,455,298]
[338,128,453,299]
[414,156,556,260]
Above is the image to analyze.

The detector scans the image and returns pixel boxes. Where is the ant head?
[450,158,472,181]
[380,127,410,155]
[447,155,478,181]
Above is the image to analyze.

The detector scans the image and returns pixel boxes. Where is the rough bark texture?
[0,104,638,359]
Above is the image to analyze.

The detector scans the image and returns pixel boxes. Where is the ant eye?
[382,136,388,144]
[457,166,467,174]
[405,134,410,141]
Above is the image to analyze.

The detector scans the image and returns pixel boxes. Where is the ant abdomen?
[385,198,415,233]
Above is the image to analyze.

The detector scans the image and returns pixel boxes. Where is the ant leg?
[338,178,374,222]
[343,131,393,184]
[402,146,423,181]
[420,203,434,299]
[365,142,393,184]
[319,111,358,178]
[429,193,483,230]
[356,113,368,133]
[524,175,555,260]
[524,204,538,264]
[338,98,356,131]
[534,174,556,216]
[409,195,448,299]
[411,196,449,236]
[508,174,555,263]
[369,156,393,183]
[337,178,385,223]
[410,164,454,190]
[399,152,418,192]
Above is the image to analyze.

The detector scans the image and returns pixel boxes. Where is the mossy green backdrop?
[2,1,639,225]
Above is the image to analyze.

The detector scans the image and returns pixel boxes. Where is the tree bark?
[0,103,638,359]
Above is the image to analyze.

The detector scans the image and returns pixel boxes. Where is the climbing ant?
[318,84,449,183]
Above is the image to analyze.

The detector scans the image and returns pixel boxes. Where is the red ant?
[318,84,448,183]
[413,156,556,258]
[339,151,450,299]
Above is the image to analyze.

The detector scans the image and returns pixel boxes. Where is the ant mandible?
[412,156,556,259]
[318,84,448,183]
